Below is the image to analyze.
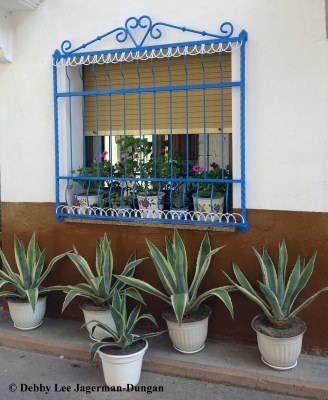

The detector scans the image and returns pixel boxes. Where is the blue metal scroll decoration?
[55,15,235,57]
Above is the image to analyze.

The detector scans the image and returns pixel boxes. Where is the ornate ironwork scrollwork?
[55,15,235,56]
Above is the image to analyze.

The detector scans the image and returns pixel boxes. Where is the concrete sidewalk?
[0,311,327,400]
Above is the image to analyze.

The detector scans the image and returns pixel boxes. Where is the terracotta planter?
[7,296,46,330]
[98,339,148,388]
[251,314,307,370]
[80,302,116,341]
[162,305,211,353]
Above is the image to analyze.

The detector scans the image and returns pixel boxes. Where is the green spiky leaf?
[171,293,188,324]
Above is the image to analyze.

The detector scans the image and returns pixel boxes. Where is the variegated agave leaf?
[117,229,234,323]
[0,233,67,311]
[89,289,165,363]
[225,241,327,326]
[58,234,146,309]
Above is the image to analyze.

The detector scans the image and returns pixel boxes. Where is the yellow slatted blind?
[83,53,231,136]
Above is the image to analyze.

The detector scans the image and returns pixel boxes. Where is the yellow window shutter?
[83,53,231,136]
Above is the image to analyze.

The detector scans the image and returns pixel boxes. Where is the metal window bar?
[105,63,113,208]
[53,16,248,231]
[218,51,227,213]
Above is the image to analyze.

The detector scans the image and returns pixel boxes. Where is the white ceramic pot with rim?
[80,301,116,341]
[76,193,100,208]
[6,296,47,330]
[193,194,225,215]
[162,304,211,353]
[136,192,165,219]
[251,314,307,370]
[98,339,148,388]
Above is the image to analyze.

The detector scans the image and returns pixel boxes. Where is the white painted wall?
[0,7,12,62]
[0,0,327,212]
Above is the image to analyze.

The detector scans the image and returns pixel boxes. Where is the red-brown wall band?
[1,203,328,355]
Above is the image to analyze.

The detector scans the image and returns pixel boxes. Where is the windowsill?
[63,217,236,232]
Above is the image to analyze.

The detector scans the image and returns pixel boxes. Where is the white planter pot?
[193,195,224,216]
[99,340,148,388]
[7,296,46,330]
[163,307,210,353]
[76,194,100,208]
[252,315,306,370]
[137,192,165,218]
[80,303,116,341]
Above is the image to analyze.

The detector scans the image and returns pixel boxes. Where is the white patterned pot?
[252,315,307,370]
[162,306,211,353]
[76,194,100,208]
[98,340,148,388]
[80,302,116,341]
[7,296,46,330]
[193,194,224,214]
[193,195,225,221]
[137,192,165,218]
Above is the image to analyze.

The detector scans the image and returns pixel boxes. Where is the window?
[53,16,248,231]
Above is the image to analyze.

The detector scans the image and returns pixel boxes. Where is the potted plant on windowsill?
[136,156,167,219]
[117,229,234,353]
[136,146,187,219]
[136,187,165,219]
[73,151,109,210]
[53,234,146,341]
[102,189,133,217]
[114,137,165,218]
[223,241,328,370]
[0,233,67,330]
[168,182,191,219]
[191,163,230,218]
[88,289,165,388]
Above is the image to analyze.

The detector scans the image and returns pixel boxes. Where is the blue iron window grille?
[53,16,248,232]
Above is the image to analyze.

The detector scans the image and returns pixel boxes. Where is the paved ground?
[0,347,310,400]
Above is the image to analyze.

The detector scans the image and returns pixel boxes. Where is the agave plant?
[88,289,166,362]
[117,229,234,323]
[223,240,328,326]
[55,234,146,311]
[0,233,67,311]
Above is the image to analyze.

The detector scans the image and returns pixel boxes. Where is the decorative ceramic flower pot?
[251,314,307,370]
[98,339,148,388]
[137,192,165,218]
[76,194,100,208]
[162,305,211,353]
[7,296,47,330]
[80,302,116,341]
[193,194,225,215]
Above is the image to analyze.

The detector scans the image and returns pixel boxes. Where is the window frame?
[53,16,248,232]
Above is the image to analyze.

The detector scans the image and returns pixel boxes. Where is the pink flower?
[192,165,204,173]
[100,151,108,158]
[93,151,108,163]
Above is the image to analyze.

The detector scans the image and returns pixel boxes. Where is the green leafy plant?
[73,151,110,193]
[115,137,152,179]
[223,240,328,326]
[191,162,230,197]
[0,233,67,311]
[88,289,166,362]
[54,234,146,311]
[117,229,234,323]
[107,191,132,209]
